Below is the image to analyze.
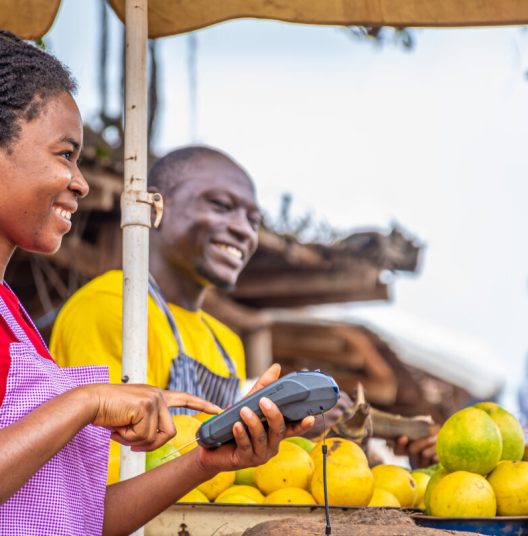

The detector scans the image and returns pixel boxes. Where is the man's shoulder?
[74,270,124,298]
[55,270,124,324]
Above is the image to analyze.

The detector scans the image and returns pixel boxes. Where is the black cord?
[322,413,331,535]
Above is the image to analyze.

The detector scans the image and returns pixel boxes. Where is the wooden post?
[244,327,273,378]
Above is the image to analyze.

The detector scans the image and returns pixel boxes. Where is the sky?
[45,1,528,415]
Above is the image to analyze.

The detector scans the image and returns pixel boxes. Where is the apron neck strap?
[148,275,185,351]
[148,274,237,375]
[0,289,35,350]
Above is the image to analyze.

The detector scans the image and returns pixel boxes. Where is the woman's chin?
[23,237,64,256]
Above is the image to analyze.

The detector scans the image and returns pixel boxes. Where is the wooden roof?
[234,226,421,307]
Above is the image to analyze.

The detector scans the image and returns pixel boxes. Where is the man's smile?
[211,241,244,262]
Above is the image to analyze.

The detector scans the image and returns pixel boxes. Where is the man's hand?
[394,425,440,469]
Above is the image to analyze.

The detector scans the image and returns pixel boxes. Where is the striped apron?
[148,277,241,413]
[0,291,110,535]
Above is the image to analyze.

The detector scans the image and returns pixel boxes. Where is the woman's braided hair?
[0,31,77,147]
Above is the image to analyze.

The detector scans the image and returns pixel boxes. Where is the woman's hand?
[196,396,314,474]
[85,384,220,452]
[193,363,315,474]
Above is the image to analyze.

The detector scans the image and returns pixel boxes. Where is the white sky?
[46,1,528,414]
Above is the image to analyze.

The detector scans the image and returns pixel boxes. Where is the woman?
[0,31,314,535]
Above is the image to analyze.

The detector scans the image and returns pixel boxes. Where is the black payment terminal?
[197,370,340,448]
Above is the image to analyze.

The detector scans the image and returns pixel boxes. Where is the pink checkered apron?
[0,293,110,535]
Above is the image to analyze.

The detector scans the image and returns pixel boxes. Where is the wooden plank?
[275,324,399,405]
[233,284,389,308]
[234,267,381,299]
[145,503,364,536]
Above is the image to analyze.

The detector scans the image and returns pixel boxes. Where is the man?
[51,145,262,482]
[52,145,436,482]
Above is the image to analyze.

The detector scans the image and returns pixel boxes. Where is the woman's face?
[0,91,88,258]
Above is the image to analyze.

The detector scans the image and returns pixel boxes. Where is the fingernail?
[260,397,272,410]
[240,406,252,418]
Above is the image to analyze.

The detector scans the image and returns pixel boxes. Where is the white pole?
[120,0,149,521]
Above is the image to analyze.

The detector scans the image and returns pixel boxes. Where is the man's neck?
[149,256,207,311]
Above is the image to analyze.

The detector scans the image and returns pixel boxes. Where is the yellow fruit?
[215,485,265,504]
[197,471,236,500]
[215,493,258,504]
[285,436,315,454]
[265,487,316,505]
[368,488,401,508]
[424,467,449,514]
[311,437,369,468]
[192,412,216,423]
[145,443,180,471]
[169,414,202,454]
[430,471,496,517]
[371,465,416,508]
[474,402,525,461]
[487,460,528,515]
[411,471,431,509]
[311,453,374,506]
[255,441,314,494]
[437,407,502,474]
[310,437,373,506]
[177,488,210,503]
[235,467,257,487]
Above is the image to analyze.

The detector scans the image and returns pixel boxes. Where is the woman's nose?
[70,168,89,198]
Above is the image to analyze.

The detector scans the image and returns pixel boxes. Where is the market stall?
[2,2,528,535]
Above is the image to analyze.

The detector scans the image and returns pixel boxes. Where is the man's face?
[158,155,261,290]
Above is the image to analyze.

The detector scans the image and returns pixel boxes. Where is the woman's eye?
[60,151,73,160]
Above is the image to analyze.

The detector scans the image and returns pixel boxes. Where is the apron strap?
[148,275,185,351]
[201,318,238,377]
[0,291,36,351]
[4,281,49,352]
[148,275,238,377]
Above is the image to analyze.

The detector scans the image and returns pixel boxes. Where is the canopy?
[108,0,528,37]
[3,0,528,40]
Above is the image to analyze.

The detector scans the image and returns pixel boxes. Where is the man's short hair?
[148,145,237,196]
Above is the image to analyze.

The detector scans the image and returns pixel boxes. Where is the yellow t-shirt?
[50,269,246,483]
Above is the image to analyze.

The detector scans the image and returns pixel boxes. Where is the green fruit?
[285,436,315,454]
[414,463,441,477]
[234,467,257,486]
[424,463,442,475]
[474,402,525,461]
[437,407,502,475]
[145,443,180,471]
